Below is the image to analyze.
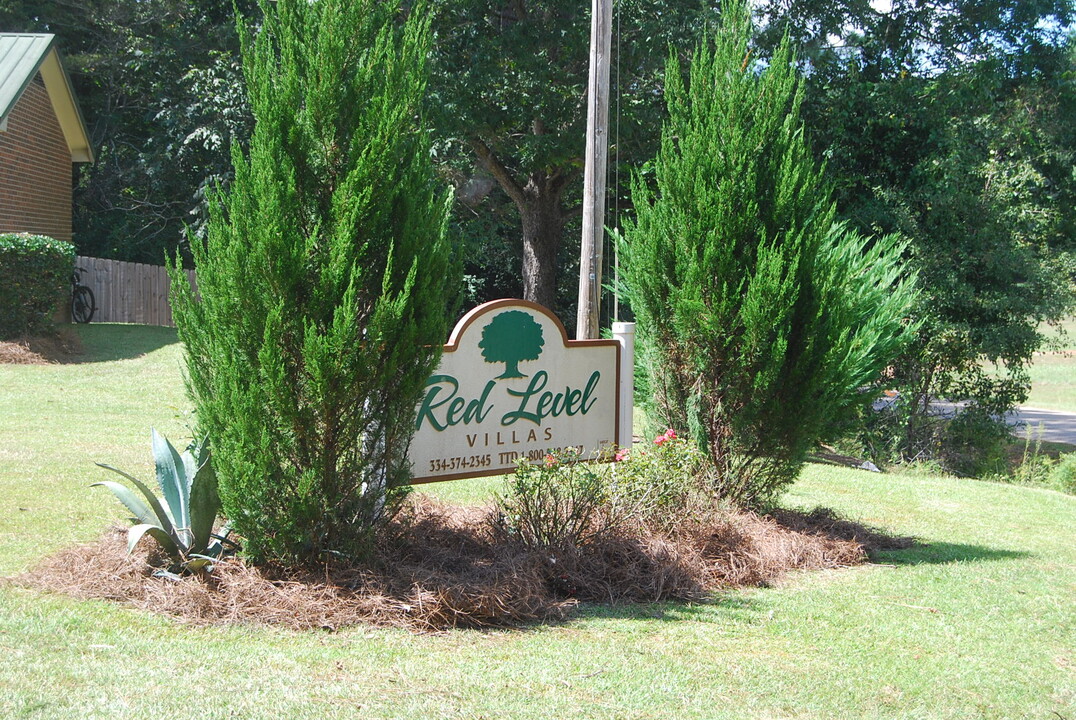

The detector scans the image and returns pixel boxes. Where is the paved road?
[1007,407,1076,446]
[919,400,1076,446]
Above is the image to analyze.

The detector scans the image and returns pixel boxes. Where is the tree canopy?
[429,0,711,319]
[757,0,1076,469]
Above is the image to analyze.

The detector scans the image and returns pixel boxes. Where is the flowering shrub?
[495,448,612,550]
[495,432,720,551]
[608,430,712,530]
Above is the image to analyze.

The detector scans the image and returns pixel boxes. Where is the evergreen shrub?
[619,0,919,507]
[0,233,74,339]
[170,0,457,564]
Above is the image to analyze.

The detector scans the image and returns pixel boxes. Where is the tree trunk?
[470,139,574,312]
[519,176,565,309]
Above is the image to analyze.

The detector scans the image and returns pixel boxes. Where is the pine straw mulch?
[0,330,83,364]
[9,498,913,632]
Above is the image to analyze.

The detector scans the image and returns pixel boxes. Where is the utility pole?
[576,0,613,340]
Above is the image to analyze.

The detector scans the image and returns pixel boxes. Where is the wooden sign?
[409,300,623,483]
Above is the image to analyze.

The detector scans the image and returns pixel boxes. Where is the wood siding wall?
[75,256,196,327]
[0,75,73,243]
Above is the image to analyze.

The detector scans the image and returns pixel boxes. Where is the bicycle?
[71,267,96,324]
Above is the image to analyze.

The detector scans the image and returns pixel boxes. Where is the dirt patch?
[9,498,902,632]
[0,329,83,364]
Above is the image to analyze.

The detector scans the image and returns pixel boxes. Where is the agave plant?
[93,430,230,572]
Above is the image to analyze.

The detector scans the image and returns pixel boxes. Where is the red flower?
[655,428,678,446]
[544,454,556,466]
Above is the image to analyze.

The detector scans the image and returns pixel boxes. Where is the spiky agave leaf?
[94,432,228,571]
[151,428,188,531]
[182,436,210,496]
[128,523,181,558]
[91,475,172,533]
[186,441,219,555]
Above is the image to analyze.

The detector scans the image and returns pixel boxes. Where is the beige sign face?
[409,300,620,483]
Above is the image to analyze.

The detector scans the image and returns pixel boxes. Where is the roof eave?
[38,47,94,163]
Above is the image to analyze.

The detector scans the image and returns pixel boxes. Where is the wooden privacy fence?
[75,256,197,327]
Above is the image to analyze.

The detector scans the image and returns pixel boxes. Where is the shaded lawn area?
[0,325,1073,719]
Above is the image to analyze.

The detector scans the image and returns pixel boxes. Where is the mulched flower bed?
[11,497,912,631]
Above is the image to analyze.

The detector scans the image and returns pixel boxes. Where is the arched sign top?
[446,298,612,350]
[409,300,622,484]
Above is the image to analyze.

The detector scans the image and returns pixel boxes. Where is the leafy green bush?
[977,424,1049,489]
[841,396,1022,480]
[973,425,1076,494]
[169,0,457,565]
[93,430,230,573]
[1048,453,1076,495]
[0,233,74,339]
[496,450,612,551]
[618,0,919,508]
[937,409,1011,478]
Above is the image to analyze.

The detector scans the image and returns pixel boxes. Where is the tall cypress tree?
[620,0,918,507]
[170,0,457,564]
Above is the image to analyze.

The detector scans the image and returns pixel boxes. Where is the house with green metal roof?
[0,33,93,244]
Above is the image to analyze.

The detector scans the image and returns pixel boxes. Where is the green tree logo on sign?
[478,310,544,379]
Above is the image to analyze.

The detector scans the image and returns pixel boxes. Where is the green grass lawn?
[1026,316,1076,411]
[1,325,1074,719]
[1025,351,1076,411]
